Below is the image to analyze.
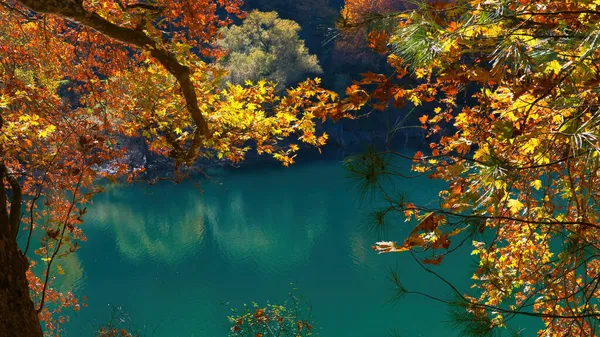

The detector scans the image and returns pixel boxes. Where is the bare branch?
[118,1,163,12]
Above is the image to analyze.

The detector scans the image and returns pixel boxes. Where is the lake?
[57,157,533,337]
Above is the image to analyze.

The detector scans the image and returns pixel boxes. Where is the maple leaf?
[507,199,524,215]
[530,180,542,191]
[422,255,444,265]
[415,68,428,79]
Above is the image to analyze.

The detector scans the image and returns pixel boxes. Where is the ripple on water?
[64,159,492,337]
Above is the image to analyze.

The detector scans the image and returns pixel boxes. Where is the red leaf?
[423,255,444,265]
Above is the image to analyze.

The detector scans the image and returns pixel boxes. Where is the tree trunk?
[0,232,42,337]
[0,163,43,337]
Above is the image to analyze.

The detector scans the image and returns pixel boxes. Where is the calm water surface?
[58,159,532,337]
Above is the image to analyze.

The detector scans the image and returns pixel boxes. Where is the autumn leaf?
[372,241,409,254]
[415,68,428,79]
[414,212,438,232]
[544,60,562,75]
[340,0,600,333]
[507,199,524,215]
[447,21,459,32]
[422,255,444,265]
[408,94,421,106]
[530,180,542,191]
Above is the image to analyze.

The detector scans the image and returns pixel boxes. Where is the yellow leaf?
[484,24,503,37]
[530,180,542,190]
[56,265,65,275]
[544,60,562,75]
[494,180,507,190]
[415,68,427,79]
[473,144,490,161]
[507,199,524,215]
[408,94,421,106]
[38,124,56,138]
[520,138,540,154]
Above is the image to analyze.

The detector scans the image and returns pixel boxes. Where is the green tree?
[218,11,323,90]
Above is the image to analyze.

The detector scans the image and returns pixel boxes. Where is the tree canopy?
[218,10,323,90]
[0,0,346,335]
[338,0,600,336]
[5,0,600,335]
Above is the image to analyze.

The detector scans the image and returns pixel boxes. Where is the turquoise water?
[56,159,528,337]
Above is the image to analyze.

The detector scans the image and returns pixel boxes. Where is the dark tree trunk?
[0,164,43,337]
[0,232,42,337]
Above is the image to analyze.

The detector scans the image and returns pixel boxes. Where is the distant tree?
[218,11,323,89]
[243,0,338,51]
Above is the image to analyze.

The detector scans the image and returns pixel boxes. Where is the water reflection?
[91,185,208,263]
[210,188,328,274]
[54,252,85,293]
[68,161,470,337]
[90,165,332,274]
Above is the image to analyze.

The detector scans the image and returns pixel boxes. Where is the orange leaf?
[432,234,451,250]
[423,255,444,265]
[447,21,459,32]
[403,235,426,248]
[414,212,438,232]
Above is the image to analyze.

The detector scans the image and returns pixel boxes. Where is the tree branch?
[36,166,83,315]
[4,166,21,239]
[115,0,163,12]
[0,0,40,21]
[15,0,209,162]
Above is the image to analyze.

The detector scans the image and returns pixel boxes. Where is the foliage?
[240,0,338,53]
[338,0,600,336]
[333,0,407,66]
[227,292,315,337]
[94,305,141,337]
[218,10,323,90]
[0,0,348,335]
